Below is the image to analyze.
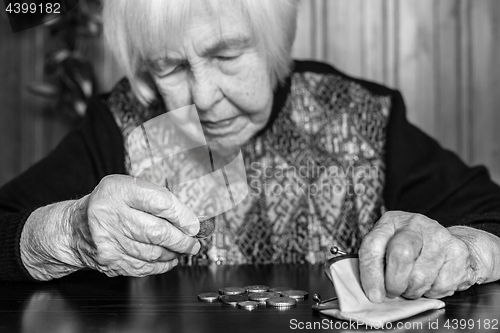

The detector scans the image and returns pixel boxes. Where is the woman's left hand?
[359,211,500,302]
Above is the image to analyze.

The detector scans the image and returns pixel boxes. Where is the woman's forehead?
[143,11,256,60]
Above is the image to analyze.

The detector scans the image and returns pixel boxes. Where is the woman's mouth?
[200,116,241,136]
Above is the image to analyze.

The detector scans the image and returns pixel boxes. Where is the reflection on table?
[0,265,498,332]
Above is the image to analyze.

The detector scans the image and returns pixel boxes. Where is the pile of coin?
[197,285,308,310]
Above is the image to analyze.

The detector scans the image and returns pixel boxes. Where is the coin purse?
[315,255,445,326]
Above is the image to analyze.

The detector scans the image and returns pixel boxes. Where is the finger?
[424,245,474,298]
[105,175,200,236]
[121,208,201,255]
[359,213,400,303]
[457,268,477,291]
[385,228,423,298]
[423,262,460,299]
[132,177,200,236]
[99,256,179,278]
[117,235,180,263]
[132,258,180,277]
[402,253,444,299]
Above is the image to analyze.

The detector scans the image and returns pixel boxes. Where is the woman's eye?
[216,54,241,61]
[157,64,186,78]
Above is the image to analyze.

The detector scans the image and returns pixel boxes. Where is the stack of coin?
[248,291,281,303]
[280,290,309,300]
[197,285,308,311]
[219,287,246,295]
[197,292,220,302]
[219,295,249,306]
[244,285,270,293]
[237,301,260,310]
[266,297,297,308]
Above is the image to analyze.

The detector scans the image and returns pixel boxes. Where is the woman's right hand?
[71,175,201,277]
[21,175,200,280]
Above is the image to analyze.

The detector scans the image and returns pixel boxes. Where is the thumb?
[122,176,200,236]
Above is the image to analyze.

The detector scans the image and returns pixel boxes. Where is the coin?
[237,301,260,310]
[219,295,248,306]
[266,296,297,308]
[197,292,220,302]
[280,290,308,299]
[244,285,270,293]
[219,287,246,295]
[248,292,281,302]
[196,217,215,239]
[269,287,293,293]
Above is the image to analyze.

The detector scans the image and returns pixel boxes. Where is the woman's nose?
[189,71,223,112]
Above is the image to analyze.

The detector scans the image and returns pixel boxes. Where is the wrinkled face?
[146,10,274,146]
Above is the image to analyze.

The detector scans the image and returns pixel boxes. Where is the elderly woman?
[1,0,500,304]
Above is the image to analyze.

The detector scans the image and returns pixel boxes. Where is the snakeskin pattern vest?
[106,68,391,265]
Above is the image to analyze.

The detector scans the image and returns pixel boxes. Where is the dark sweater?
[2,61,500,281]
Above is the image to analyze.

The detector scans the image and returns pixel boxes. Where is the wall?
[293,0,500,182]
[1,0,499,186]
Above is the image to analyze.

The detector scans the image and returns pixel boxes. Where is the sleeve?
[0,98,125,281]
[383,91,500,236]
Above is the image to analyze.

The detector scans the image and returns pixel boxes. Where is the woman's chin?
[204,132,247,146]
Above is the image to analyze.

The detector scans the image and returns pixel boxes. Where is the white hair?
[103,0,299,105]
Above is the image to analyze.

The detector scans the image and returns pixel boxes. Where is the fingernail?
[172,258,179,267]
[368,289,383,303]
[190,242,201,255]
[185,222,200,236]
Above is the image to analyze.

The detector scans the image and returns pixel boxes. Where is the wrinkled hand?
[359,211,478,302]
[70,175,200,277]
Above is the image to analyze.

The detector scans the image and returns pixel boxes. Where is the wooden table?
[1,264,499,332]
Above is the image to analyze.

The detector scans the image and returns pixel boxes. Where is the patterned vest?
[106,69,391,265]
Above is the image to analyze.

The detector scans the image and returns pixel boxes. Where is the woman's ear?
[130,70,159,106]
